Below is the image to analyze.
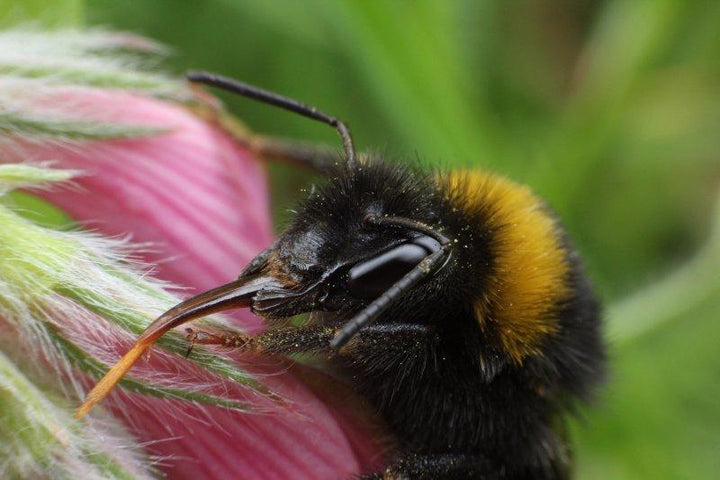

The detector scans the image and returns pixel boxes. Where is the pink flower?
[2,84,386,478]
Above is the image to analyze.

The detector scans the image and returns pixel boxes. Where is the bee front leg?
[185,323,436,358]
[246,135,346,174]
[184,328,254,357]
[184,325,337,358]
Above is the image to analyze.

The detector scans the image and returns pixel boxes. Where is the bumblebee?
[77,73,606,479]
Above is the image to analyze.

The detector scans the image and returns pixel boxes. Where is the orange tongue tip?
[75,342,151,419]
[74,276,267,419]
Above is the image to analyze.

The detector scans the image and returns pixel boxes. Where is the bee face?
[248,168,446,321]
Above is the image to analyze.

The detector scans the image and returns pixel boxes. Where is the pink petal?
[2,87,386,478]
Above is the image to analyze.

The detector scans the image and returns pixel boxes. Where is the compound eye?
[347,240,435,300]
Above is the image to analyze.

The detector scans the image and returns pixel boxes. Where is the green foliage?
[0,0,83,28]
[574,293,720,478]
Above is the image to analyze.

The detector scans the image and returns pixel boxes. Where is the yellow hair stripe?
[441,171,570,362]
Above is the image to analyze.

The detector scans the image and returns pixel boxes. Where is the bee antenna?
[186,71,357,169]
[330,215,451,350]
[365,214,451,246]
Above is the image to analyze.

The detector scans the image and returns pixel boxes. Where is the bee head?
[243,216,444,321]
[129,161,451,350]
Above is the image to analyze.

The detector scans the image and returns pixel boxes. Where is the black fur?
[264,158,606,479]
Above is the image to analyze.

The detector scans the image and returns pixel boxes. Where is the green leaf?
[609,192,720,343]
[0,0,84,28]
[1,192,75,229]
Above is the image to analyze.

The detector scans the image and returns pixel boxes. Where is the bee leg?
[218,117,343,173]
[360,453,495,480]
[255,324,439,358]
[184,328,253,357]
[185,324,436,358]
[246,135,346,174]
[246,326,338,355]
[192,98,346,174]
[183,326,336,357]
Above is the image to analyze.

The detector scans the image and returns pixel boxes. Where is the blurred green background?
[4,0,720,478]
